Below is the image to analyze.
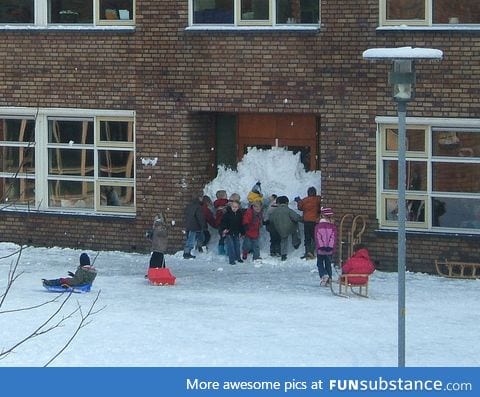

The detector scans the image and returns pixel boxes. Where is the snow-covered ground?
[1,148,479,367]
[1,242,479,367]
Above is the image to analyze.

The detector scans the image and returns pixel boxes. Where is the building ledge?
[0,25,135,32]
[377,25,480,32]
[375,228,480,240]
[185,25,320,33]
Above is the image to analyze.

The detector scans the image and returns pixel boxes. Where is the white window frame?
[380,0,480,28]
[188,0,320,29]
[376,116,480,234]
[0,107,136,216]
[0,0,135,28]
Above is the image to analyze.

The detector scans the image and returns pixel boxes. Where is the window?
[381,0,480,26]
[0,110,135,215]
[190,0,319,27]
[0,0,134,26]
[0,0,34,24]
[378,121,480,232]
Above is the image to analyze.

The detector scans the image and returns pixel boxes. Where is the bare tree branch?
[44,291,105,367]
[1,246,105,365]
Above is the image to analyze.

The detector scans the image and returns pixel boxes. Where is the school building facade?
[1,1,479,273]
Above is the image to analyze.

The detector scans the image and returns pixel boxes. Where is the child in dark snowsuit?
[220,199,245,265]
[43,253,97,287]
[263,194,281,256]
[213,190,229,255]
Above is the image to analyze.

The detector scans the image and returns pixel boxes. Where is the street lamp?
[362,47,443,367]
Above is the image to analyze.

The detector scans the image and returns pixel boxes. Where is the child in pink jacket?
[314,207,337,286]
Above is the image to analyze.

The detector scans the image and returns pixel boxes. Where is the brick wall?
[1,0,480,272]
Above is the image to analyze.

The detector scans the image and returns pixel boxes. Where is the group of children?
[182,182,375,286]
[40,184,374,290]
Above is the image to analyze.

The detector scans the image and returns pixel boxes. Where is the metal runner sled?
[435,259,480,279]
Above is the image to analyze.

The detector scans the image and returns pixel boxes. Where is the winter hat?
[321,207,334,217]
[277,195,289,205]
[252,181,262,194]
[79,253,91,266]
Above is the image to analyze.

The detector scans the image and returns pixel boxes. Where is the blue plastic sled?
[43,283,92,293]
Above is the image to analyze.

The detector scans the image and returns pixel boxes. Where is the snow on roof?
[362,46,443,60]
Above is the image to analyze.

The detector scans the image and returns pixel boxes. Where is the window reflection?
[386,0,425,20]
[0,0,34,23]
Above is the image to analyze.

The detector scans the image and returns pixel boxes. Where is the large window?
[190,0,319,27]
[381,0,480,26]
[0,0,135,26]
[378,121,480,232]
[0,110,135,215]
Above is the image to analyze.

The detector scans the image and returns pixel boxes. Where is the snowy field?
[1,242,479,367]
[1,148,479,367]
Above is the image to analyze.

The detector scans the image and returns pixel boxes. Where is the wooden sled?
[435,259,480,279]
[330,273,371,298]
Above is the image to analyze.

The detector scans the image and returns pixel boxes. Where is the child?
[200,195,216,252]
[148,213,168,269]
[242,200,263,261]
[247,181,263,204]
[269,196,302,261]
[220,199,245,265]
[314,207,337,286]
[295,186,321,260]
[213,190,229,255]
[183,193,206,259]
[42,253,97,287]
[263,194,281,257]
[341,243,375,285]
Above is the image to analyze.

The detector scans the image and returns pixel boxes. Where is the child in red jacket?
[341,244,375,285]
[242,200,263,261]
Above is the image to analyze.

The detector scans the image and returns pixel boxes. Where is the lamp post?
[362,47,443,367]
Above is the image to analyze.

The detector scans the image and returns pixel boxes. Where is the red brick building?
[1,1,479,272]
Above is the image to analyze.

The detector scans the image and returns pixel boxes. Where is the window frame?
[0,107,136,216]
[188,0,320,29]
[0,0,135,28]
[377,117,480,234]
[380,0,480,28]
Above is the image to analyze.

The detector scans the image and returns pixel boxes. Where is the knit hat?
[321,207,334,217]
[80,253,91,266]
[252,181,262,194]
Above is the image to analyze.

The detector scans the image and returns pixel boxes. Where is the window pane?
[48,120,94,145]
[386,0,425,20]
[433,0,480,24]
[100,120,134,143]
[433,130,480,157]
[193,0,234,24]
[48,149,94,176]
[385,197,426,222]
[0,0,34,23]
[0,177,35,205]
[0,118,35,142]
[433,162,480,193]
[99,0,134,21]
[383,160,427,191]
[49,180,94,208]
[385,127,425,152]
[1,147,35,173]
[432,197,480,229]
[99,150,134,178]
[49,0,93,24]
[276,0,319,24]
[241,0,269,20]
[100,185,134,207]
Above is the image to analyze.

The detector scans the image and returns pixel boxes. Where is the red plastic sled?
[147,267,176,286]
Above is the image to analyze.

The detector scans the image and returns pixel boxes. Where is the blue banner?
[0,367,477,397]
